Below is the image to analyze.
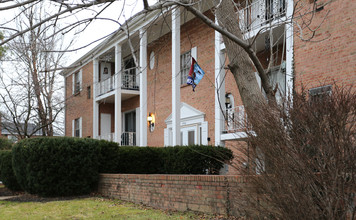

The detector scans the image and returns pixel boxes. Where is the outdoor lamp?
[225,93,231,108]
[147,112,155,132]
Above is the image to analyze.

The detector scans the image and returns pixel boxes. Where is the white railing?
[122,67,139,90]
[121,132,136,146]
[224,105,248,132]
[98,132,115,142]
[96,75,116,97]
[239,0,286,33]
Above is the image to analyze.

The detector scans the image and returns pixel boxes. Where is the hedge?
[116,145,233,174]
[0,150,21,191]
[12,137,106,197]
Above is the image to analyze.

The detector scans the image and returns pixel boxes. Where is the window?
[180,50,191,85]
[74,118,80,137]
[87,86,91,99]
[72,69,82,94]
[72,117,82,137]
[309,85,332,103]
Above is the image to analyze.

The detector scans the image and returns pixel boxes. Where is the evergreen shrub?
[117,145,233,174]
[0,150,21,191]
[12,137,101,197]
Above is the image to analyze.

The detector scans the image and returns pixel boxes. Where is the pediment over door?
[165,102,205,126]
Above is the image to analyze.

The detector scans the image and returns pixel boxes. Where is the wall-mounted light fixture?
[147,112,155,132]
[225,93,231,109]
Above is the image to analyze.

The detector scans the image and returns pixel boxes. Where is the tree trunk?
[215,1,272,114]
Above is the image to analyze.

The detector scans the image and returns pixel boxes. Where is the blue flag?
[186,58,205,91]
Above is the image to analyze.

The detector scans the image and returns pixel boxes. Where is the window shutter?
[72,74,75,95]
[79,117,82,137]
[191,47,197,61]
[79,69,83,91]
[164,128,168,146]
[201,121,208,145]
[72,119,75,137]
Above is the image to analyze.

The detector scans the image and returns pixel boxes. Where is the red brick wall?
[98,174,244,216]
[65,61,93,137]
[294,0,356,90]
[146,12,217,146]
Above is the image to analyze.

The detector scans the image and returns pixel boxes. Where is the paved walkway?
[0,195,18,200]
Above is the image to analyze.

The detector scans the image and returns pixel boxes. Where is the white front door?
[100,113,111,140]
[180,126,198,146]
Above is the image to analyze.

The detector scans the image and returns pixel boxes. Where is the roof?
[1,122,60,136]
[59,8,161,77]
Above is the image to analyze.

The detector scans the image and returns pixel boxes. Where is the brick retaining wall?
[98,174,245,215]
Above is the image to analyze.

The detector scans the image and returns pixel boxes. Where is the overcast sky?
[0,0,157,63]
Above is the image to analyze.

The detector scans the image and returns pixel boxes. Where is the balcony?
[122,67,139,90]
[224,105,248,132]
[239,0,286,33]
[97,75,115,97]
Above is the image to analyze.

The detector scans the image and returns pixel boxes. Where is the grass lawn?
[0,197,209,219]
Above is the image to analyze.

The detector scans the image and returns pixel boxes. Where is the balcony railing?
[96,75,115,97]
[224,105,248,132]
[98,132,115,142]
[122,67,139,90]
[239,0,286,33]
[121,132,136,146]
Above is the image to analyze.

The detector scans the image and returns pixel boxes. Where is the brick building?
[61,0,355,173]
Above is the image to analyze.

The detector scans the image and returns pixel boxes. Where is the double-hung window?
[72,117,82,137]
[72,69,82,94]
[180,47,197,85]
[180,51,191,85]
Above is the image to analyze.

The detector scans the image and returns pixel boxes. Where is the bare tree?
[0,0,328,113]
[0,2,71,138]
[1,1,349,218]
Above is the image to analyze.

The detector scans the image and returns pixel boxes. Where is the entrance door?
[100,113,111,140]
[180,126,198,146]
[123,58,137,89]
[122,111,136,145]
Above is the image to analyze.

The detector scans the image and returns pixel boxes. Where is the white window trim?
[72,117,82,138]
[180,47,197,85]
[72,69,83,95]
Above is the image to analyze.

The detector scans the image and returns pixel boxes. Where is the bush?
[235,85,356,219]
[0,151,21,191]
[97,140,120,173]
[117,145,233,174]
[12,137,101,197]
[0,138,13,150]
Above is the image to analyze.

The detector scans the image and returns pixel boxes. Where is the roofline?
[60,9,162,77]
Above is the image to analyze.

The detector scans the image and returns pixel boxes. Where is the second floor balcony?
[96,67,140,97]
[224,105,249,133]
[122,67,139,91]
[239,0,286,33]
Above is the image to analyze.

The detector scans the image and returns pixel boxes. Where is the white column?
[93,59,99,138]
[114,44,122,144]
[285,0,294,100]
[139,28,148,146]
[172,7,181,146]
[214,23,225,147]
